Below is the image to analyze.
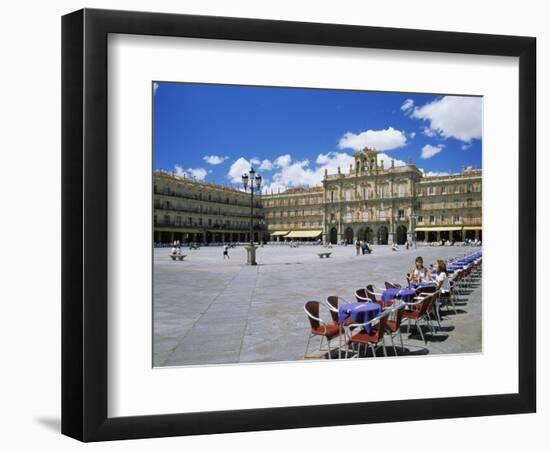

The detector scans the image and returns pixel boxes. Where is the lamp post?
[410,211,418,249]
[242,167,262,265]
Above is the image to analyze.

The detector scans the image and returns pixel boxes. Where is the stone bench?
[170,254,187,261]
[317,252,332,259]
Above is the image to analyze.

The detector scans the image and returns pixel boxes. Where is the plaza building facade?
[263,147,482,245]
[153,171,264,244]
[153,147,482,245]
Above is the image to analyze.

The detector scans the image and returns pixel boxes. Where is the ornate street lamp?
[242,167,262,264]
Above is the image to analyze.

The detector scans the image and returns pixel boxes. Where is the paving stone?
[154,244,482,366]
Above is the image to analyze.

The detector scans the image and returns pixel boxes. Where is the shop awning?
[270,231,290,236]
[415,226,463,232]
[463,226,482,231]
[285,229,323,238]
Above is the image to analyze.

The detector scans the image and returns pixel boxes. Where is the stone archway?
[357,226,374,243]
[377,226,389,245]
[344,227,354,244]
[329,227,338,244]
[396,225,408,245]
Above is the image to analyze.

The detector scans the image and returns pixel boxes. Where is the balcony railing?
[154,188,261,209]
[154,220,264,231]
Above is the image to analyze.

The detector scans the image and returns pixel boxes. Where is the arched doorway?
[365,227,373,243]
[396,225,407,245]
[344,227,354,244]
[329,227,338,244]
[377,226,388,245]
[358,227,373,243]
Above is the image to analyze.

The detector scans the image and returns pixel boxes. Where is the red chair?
[345,310,390,358]
[385,301,406,354]
[326,296,353,324]
[355,288,370,302]
[366,284,387,308]
[304,301,343,359]
[402,293,436,343]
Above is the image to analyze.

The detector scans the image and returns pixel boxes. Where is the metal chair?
[304,301,343,359]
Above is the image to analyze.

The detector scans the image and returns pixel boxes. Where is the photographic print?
[152,82,482,367]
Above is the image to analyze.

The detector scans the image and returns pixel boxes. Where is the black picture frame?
[62,8,536,442]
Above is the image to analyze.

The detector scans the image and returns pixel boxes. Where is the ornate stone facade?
[262,147,482,244]
[153,171,264,244]
[153,148,482,245]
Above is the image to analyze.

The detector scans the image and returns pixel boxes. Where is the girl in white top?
[434,259,451,293]
[410,256,430,282]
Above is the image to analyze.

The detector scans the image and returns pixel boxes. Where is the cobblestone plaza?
[154,244,482,367]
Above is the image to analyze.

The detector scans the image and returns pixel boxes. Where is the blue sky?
[153,82,482,193]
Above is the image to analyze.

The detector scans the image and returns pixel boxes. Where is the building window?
[198,218,202,226]
[440,185,446,194]
[397,184,405,197]
[345,190,352,201]
[467,183,473,193]
[208,218,212,226]
[164,215,170,224]
[398,209,405,219]
[429,215,435,224]
[440,215,445,224]
[330,213,335,222]
[188,217,192,225]
[454,184,460,193]
[330,191,335,203]
[453,215,460,223]
[417,215,423,223]
[428,186,435,195]
[467,198,473,207]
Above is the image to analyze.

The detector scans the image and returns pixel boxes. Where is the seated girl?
[434,259,451,294]
[409,256,430,282]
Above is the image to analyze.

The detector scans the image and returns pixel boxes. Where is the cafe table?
[338,302,381,334]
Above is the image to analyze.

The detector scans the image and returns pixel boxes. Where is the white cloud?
[338,127,408,151]
[409,131,416,139]
[259,159,273,171]
[250,157,261,165]
[174,164,207,181]
[226,157,252,183]
[274,154,292,168]
[400,98,414,112]
[315,152,355,172]
[377,153,407,168]
[203,155,228,165]
[461,143,472,150]
[411,96,482,142]
[153,82,159,95]
[421,144,445,160]
[421,126,436,138]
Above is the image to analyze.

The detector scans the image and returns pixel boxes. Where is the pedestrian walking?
[223,244,230,260]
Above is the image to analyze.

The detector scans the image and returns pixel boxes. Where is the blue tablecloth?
[338,302,381,333]
[381,288,416,303]
[409,281,437,290]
